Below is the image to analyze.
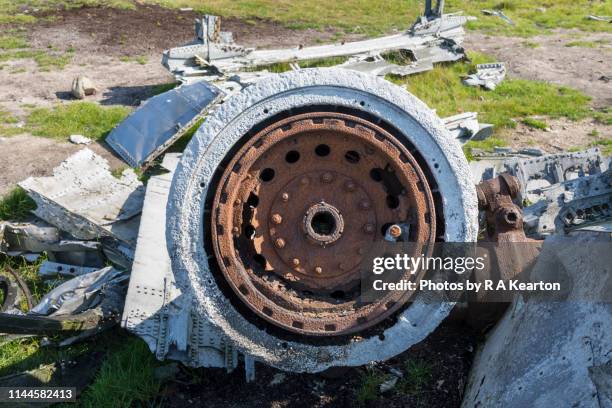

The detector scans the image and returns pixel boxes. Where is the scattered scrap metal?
[0,1,610,404]
[463,63,506,90]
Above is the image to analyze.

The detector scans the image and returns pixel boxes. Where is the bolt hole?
[311,211,336,236]
[259,168,275,182]
[330,290,345,300]
[359,101,365,106]
[253,253,266,268]
[263,108,269,114]
[386,195,400,209]
[345,150,360,163]
[246,192,259,208]
[285,150,300,163]
[506,212,518,223]
[378,334,385,341]
[315,144,330,157]
[244,224,256,239]
[370,168,383,182]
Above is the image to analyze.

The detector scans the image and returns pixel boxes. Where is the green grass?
[119,55,148,65]
[0,35,29,50]
[522,41,539,48]
[390,52,591,130]
[0,109,22,136]
[594,107,612,126]
[151,82,178,95]
[26,102,130,141]
[590,138,612,155]
[396,358,432,396]
[522,117,548,130]
[0,187,36,221]
[463,137,508,161]
[565,39,609,48]
[1,1,611,37]
[0,49,73,71]
[357,368,387,405]
[78,336,161,408]
[246,56,349,73]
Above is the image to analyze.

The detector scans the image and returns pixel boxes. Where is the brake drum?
[167,68,477,372]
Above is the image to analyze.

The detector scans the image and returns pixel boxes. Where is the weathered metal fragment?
[462,226,612,408]
[106,81,224,167]
[18,148,144,249]
[442,112,493,143]
[463,63,506,90]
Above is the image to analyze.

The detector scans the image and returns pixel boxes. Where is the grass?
[522,117,548,130]
[26,102,130,141]
[357,368,387,405]
[391,52,591,130]
[0,187,36,221]
[396,358,432,396]
[565,39,609,48]
[78,336,161,408]
[246,56,349,73]
[0,49,73,71]
[590,138,612,155]
[463,137,508,161]
[1,1,610,37]
[594,107,612,126]
[522,41,539,49]
[0,109,22,136]
[0,35,29,50]
[119,55,148,65]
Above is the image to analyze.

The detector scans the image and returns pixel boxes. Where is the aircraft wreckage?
[1,2,611,406]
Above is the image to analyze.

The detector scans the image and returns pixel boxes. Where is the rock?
[69,134,92,145]
[379,376,398,393]
[71,75,96,99]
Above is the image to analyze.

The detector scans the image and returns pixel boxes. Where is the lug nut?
[275,238,286,249]
[292,258,300,267]
[388,224,402,238]
[345,180,356,192]
[363,223,375,234]
[359,199,371,210]
[321,172,334,183]
[234,198,242,205]
[300,176,309,186]
[232,226,240,234]
[271,213,283,224]
[314,266,323,274]
[281,192,290,202]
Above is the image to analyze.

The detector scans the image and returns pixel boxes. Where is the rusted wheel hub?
[211,111,437,336]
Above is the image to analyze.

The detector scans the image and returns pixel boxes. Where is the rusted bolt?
[388,224,402,238]
[232,226,240,234]
[300,176,310,186]
[345,180,356,192]
[292,258,300,267]
[275,238,286,249]
[359,200,371,210]
[363,223,375,234]
[234,198,242,205]
[314,266,323,274]
[271,213,283,225]
[321,172,334,183]
[281,192,290,202]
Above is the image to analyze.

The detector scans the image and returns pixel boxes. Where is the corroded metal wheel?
[211,112,437,336]
[168,69,477,372]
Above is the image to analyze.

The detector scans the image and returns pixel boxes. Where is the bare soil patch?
[0,134,125,197]
[504,117,610,153]
[465,30,612,109]
[157,321,477,408]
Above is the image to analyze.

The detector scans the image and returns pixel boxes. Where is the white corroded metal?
[462,227,612,408]
[166,68,478,372]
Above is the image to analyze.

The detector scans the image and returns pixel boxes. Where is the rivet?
[345,180,356,192]
[271,213,283,224]
[232,226,240,234]
[292,258,300,267]
[234,198,242,205]
[300,176,309,186]
[281,192,290,202]
[321,172,334,183]
[314,266,323,274]
[275,238,286,249]
[389,224,402,238]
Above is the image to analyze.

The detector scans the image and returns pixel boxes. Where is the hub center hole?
[311,211,336,236]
